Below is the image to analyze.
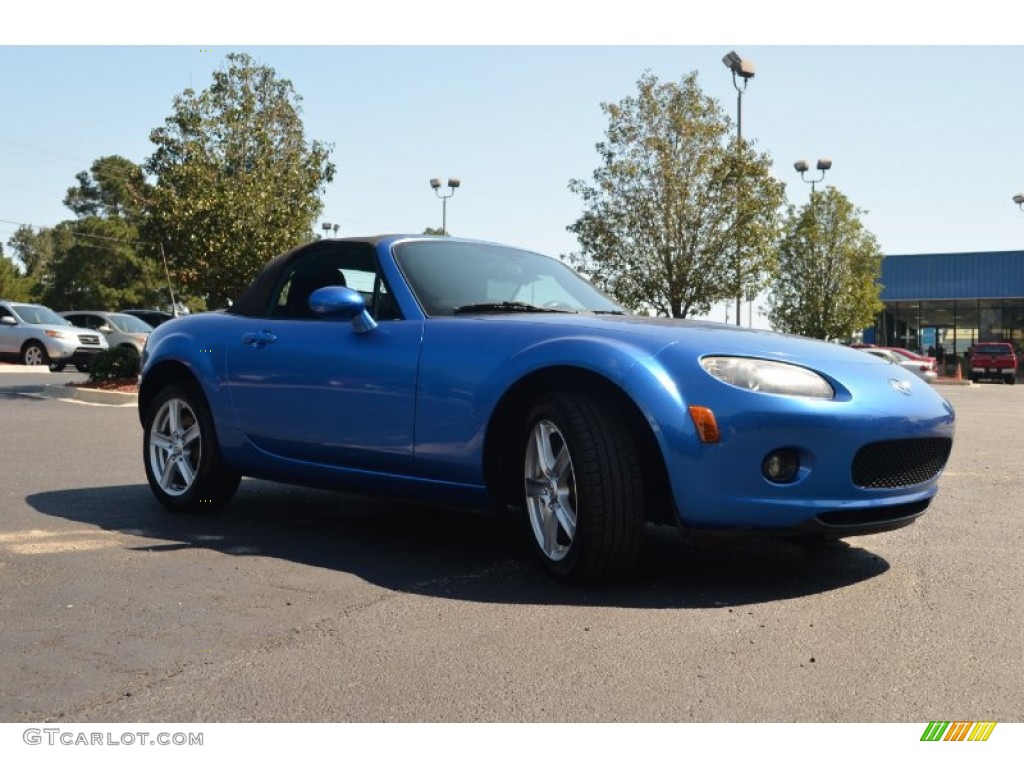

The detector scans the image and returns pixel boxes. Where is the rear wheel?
[522,392,645,583]
[143,383,240,513]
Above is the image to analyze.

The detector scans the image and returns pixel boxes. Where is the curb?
[43,384,138,406]
[932,378,973,387]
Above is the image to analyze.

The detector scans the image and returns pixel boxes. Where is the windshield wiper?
[452,301,574,315]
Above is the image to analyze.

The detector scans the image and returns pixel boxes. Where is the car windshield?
[393,240,624,317]
[109,313,153,332]
[12,304,69,325]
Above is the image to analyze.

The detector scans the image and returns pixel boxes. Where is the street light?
[723,50,755,327]
[794,159,833,193]
[722,51,755,139]
[321,222,339,238]
[429,177,461,236]
[1013,193,1024,211]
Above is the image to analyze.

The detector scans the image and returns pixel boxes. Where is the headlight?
[700,356,834,399]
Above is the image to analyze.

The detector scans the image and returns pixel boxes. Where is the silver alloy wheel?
[148,397,202,497]
[524,418,578,562]
[23,344,45,366]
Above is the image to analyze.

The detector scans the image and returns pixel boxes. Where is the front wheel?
[22,341,49,367]
[143,383,240,513]
[522,392,645,583]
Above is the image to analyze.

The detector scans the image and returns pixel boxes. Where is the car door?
[0,305,19,354]
[224,249,421,474]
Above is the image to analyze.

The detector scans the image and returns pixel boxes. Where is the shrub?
[88,346,140,382]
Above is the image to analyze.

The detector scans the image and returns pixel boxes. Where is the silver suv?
[0,300,109,371]
[61,310,153,355]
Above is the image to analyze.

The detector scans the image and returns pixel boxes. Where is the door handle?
[241,331,277,349]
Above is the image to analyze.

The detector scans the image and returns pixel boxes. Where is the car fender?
[138,320,232,432]
[414,322,683,482]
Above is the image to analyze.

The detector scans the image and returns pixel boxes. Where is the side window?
[273,262,347,320]
[271,251,402,321]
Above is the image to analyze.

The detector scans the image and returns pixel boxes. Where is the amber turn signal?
[688,406,720,443]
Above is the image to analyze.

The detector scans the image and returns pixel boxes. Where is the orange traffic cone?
[954,360,962,381]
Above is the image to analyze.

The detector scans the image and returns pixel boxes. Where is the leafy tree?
[6,224,57,281]
[34,156,166,311]
[143,52,336,309]
[422,227,445,236]
[39,219,163,310]
[567,71,785,318]
[0,244,34,301]
[765,187,884,341]
[64,155,151,221]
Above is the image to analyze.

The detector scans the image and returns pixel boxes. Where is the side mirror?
[0,316,16,326]
[309,286,378,334]
[98,324,113,333]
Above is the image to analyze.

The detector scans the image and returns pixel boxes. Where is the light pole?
[723,50,755,327]
[794,159,832,193]
[1014,193,1024,211]
[429,177,461,236]
[321,222,339,239]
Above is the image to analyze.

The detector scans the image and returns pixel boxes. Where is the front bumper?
[632,347,956,537]
[46,332,105,362]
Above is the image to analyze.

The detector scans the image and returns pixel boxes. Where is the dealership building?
[863,250,1024,373]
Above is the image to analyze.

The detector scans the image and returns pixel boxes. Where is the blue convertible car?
[139,235,955,581]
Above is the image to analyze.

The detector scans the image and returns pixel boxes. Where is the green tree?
[143,52,336,309]
[422,227,446,236]
[765,187,884,341]
[64,155,151,221]
[567,71,785,318]
[6,224,57,281]
[40,219,163,310]
[36,156,165,310]
[0,244,34,301]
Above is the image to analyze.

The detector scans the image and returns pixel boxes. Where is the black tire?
[22,341,49,367]
[521,392,645,583]
[1005,375,1016,386]
[74,363,90,373]
[143,382,240,513]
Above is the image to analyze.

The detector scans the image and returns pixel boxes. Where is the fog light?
[763,449,800,483]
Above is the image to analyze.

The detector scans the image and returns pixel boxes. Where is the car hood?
[460,312,880,367]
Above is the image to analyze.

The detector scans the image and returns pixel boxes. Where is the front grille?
[852,438,952,488]
[78,334,101,345]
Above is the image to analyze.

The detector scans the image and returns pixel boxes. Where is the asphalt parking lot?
[0,365,1022,723]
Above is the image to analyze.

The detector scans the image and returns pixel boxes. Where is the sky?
[3,5,1024,327]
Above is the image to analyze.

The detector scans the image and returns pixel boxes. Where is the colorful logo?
[921,721,997,741]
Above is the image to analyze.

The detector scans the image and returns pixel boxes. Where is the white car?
[0,300,109,371]
[862,347,938,382]
[61,310,153,355]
